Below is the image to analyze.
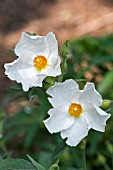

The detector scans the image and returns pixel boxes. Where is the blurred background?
[1,0,113,103]
[1,0,113,170]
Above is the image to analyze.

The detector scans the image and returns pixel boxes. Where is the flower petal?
[83,102,111,132]
[80,82,103,106]
[71,91,83,103]
[4,32,61,90]
[4,58,46,91]
[61,115,89,147]
[45,32,61,76]
[46,32,58,56]
[43,106,74,134]
[15,32,49,63]
[46,55,61,77]
[47,79,79,107]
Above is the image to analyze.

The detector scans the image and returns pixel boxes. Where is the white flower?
[44,79,111,147]
[4,32,61,91]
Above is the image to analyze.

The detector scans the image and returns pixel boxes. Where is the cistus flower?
[4,32,61,91]
[44,79,110,147]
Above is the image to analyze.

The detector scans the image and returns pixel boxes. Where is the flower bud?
[97,154,106,165]
[106,141,113,154]
[30,95,40,105]
[44,77,55,85]
[44,77,55,90]
[50,165,60,170]
[60,40,70,59]
[49,160,60,170]
[100,99,113,111]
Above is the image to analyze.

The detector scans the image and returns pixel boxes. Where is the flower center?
[33,55,47,71]
[68,103,83,118]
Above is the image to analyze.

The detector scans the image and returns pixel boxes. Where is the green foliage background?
[1,34,113,170]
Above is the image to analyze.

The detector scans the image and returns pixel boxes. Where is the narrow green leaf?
[27,154,46,170]
[10,84,22,90]
[24,124,39,148]
[31,33,37,36]
[67,168,80,170]
[0,158,36,170]
[26,32,37,36]
[52,140,67,159]
[98,70,113,95]
[8,48,16,56]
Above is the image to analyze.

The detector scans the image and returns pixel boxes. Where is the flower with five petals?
[44,79,110,147]
[4,32,61,91]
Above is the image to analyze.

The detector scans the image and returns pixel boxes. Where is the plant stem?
[111,152,113,170]
[81,139,87,170]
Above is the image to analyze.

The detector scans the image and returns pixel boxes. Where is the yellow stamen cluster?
[68,103,83,118]
[33,55,47,71]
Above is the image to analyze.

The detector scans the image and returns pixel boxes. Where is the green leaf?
[49,160,60,170]
[10,84,22,90]
[52,140,67,159]
[31,33,37,36]
[26,32,37,36]
[24,124,39,148]
[87,132,102,155]
[38,152,51,169]
[27,154,46,170]
[8,48,16,56]
[67,168,80,170]
[98,70,113,96]
[91,55,113,65]
[0,158,37,170]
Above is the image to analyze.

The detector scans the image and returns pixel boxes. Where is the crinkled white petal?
[48,108,56,116]
[4,58,46,91]
[43,106,74,134]
[46,54,61,77]
[15,32,49,63]
[71,91,83,103]
[80,82,103,106]
[61,115,89,147]
[43,79,111,147]
[4,32,62,91]
[42,32,61,76]
[83,102,111,132]
[31,54,61,77]
[47,79,79,107]
[18,70,46,91]
[15,32,59,65]
[46,32,58,56]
